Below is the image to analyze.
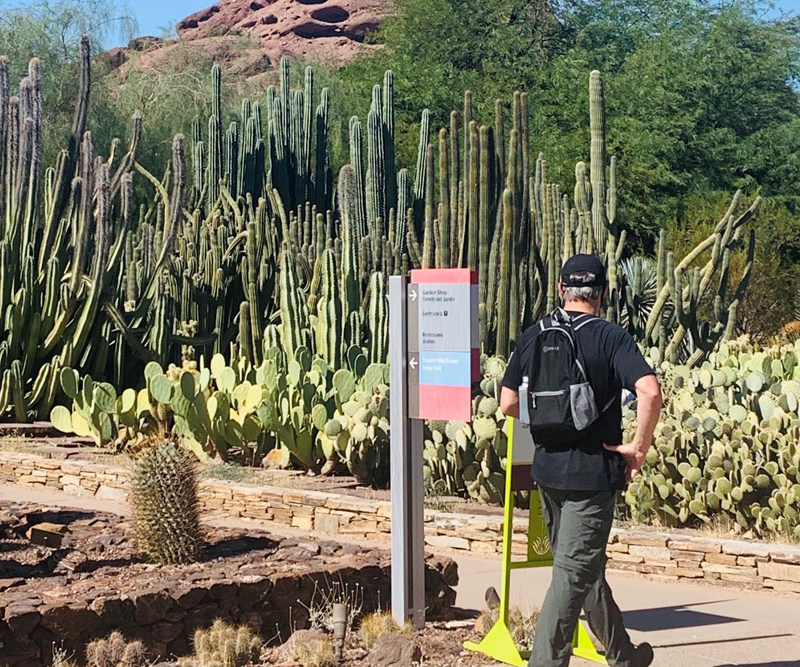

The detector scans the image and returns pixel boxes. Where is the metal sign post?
[389,275,425,629]
[390,269,478,630]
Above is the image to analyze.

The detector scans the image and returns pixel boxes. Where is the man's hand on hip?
[603,442,646,482]
[608,375,663,484]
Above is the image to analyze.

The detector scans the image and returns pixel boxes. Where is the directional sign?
[408,269,479,421]
[419,351,472,386]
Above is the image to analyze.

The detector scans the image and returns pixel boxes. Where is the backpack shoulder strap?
[564,313,618,415]
[554,308,597,383]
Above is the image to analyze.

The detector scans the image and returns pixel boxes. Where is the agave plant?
[619,256,658,335]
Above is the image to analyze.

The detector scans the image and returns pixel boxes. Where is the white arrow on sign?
[409,288,417,301]
[409,357,418,369]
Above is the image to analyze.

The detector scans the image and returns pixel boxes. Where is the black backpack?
[524,309,614,445]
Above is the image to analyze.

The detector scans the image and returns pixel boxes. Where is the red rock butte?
[177,0,390,66]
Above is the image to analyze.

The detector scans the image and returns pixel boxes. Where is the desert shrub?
[474,606,539,652]
[302,580,364,633]
[359,611,413,649]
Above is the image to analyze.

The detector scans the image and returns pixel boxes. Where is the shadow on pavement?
[653,633,794,649]
[714,663,800,667]
[623,600,743,632]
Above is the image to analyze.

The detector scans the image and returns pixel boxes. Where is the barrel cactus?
[130,440,203,564]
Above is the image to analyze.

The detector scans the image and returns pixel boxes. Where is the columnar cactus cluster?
[3,37,758,423]
[0,40,142,421]
[181,619,262,667]
[86,632,148,667]
[9,40,779,536]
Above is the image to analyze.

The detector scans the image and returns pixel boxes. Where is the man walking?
[499,254,662,667]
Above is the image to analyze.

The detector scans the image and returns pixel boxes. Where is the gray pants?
[528,487,637,667]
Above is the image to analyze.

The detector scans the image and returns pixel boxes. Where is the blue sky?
[771,0,800,16]
[124,0,209,39]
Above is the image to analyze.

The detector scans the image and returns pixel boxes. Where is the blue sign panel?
[418,351,472,387]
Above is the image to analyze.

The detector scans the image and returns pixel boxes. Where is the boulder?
[131,590,173,625]
[105,0,392,82]
[367,633,422,667]
[40,604,98,639]
[279,629,331,663]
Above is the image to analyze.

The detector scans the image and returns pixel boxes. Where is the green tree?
[550,1,800,235]
[340,0,565,167]
[342,0,800,238]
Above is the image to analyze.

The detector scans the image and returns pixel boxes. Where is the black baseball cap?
[560,254,607,287]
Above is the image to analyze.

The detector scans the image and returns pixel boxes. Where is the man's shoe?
[631,642,654,667]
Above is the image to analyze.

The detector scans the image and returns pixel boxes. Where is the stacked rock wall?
[0,530,457,667]
[1,450,800,595]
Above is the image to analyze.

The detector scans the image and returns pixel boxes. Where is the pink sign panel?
[407,269,478,421]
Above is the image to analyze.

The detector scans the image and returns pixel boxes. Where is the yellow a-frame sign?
[464,418,606,666]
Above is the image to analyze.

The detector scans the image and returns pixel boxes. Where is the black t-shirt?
[501,311,655,491]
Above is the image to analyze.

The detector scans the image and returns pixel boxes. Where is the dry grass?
[424,495,459,513]
[203,462,252,483]
[285,631,336,667]
[697,513,800,546]
[474,605,539,652]
[248,469,304,489]
[359,611,414,649]
[697,512,742,540]
[0,436,129,467]
[90,451,131,466]
[202,464,305,490]
[51,645,78,667]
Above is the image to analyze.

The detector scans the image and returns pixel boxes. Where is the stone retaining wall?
[0,534,457,667]
[606,530,800,593]
[2,451,800,595]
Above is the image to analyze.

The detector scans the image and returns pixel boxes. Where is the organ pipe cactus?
[0,41,141,422]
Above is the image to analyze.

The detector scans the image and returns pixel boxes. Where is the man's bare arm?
[603,374,662,482]
[500,386,520,419]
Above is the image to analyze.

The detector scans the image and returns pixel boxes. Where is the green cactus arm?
[495,190,513,358]
[44,37,90,237]
[645,194,761,340]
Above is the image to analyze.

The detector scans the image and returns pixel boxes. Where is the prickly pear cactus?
[624,336,800,539]
[422,355,510,504]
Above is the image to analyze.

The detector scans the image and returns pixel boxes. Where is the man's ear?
[558,282,564,296]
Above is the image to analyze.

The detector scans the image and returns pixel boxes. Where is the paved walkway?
[455,551,800,667]
[2,485,799,667]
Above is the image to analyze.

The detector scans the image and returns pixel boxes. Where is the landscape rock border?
[0,509,457,667]
[2,448,799,596]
